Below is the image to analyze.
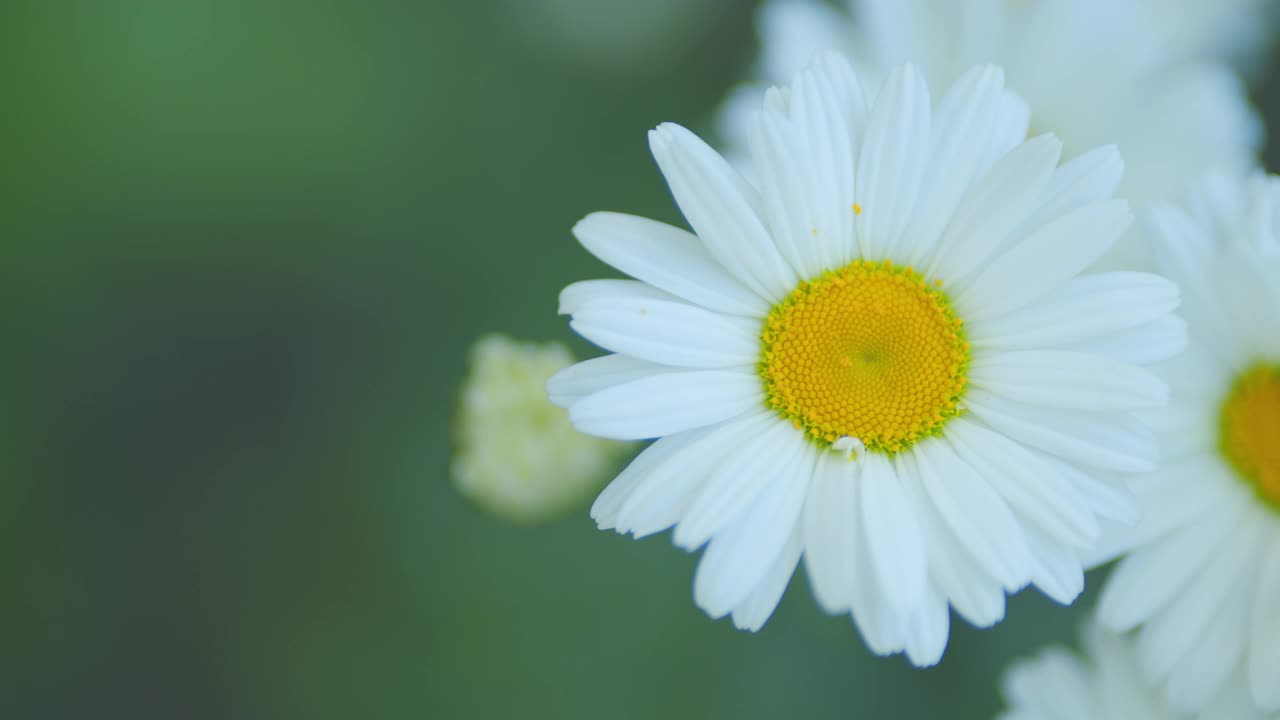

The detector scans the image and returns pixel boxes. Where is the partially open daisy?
[1096,172,1280,713]
[999,620,1274,720]
[550,53,1182,665]
[719,0,1260,210]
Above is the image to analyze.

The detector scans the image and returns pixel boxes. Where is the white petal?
[570,294,760,368]
[964,390,1158,473]
[860,452,928,612]
[844,455,916,656]
[929,133,1061,286]
[903,584,950,668]
[1057,315,1189,367]
[902,65,1006,267]
[1135,514,1265,683]
[1142,203,1216,301]
[1162,569,1250,712]
[915,438,1032,591]
[592,424,721,534]
[979,90,1030,174]
[547,353,668,407]
[731,527,804,632]
[568,370,762,440]
[1018,145,1124,234]
[674,418,806,550]
[1202,671,1266,720]
[604,412,772,538]
[901,456,1006,628]
[573,212,770,316]
[559,278,673,315]
[959,200,1132,322]
[1022,528,1084,605]
[970,272,1181,351]
[802,450,860,614]
[946,418,1099,551]
[1097,500,1242,632]
[1099,458,1234,556]
[751,110,826,279]
[849,527,909,656]
[649,123,797,300]
[1249,531,1280,709]
[1048,459,1137,526]
[970,350,1168,412]
[694,443,814,620]
[1001,649,1093,719]
[855,64,931,262]
[785,51,863,269]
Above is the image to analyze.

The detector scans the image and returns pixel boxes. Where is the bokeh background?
[6,1,1280,717]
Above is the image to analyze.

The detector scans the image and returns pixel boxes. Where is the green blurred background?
[4,1,1280,717]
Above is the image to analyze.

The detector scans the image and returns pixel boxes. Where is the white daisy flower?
[452,334,631,524]
[719,0,1261,209]
[999,620,1275,720]
[550,53,1183,665]
[1095,172,1280,713]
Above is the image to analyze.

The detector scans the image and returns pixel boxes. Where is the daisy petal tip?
[731,616,765,633]
[809,47,852,72]
[692,580,732,622]
[570,211,610,241]
[1027,131,1064,156]
[671,527,706,552]
[905,647,945,669]
[1094,592,1139,633]
[980,63,1005,86]
[1096,143,1123,166]
[646,125,675,157]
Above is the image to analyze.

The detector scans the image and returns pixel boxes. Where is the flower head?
[452,335,631,524]
[1096,172,1280,713]
[551,53,1182,665]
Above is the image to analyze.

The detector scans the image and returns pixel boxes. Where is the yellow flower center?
[1219,363,1280,508]
[759,259,970,454]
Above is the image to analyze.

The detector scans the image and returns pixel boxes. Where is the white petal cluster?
[452,335,630,524]
[719,0,1261,207]
[552,53,1183,665]
[1096,173,1280,713]
[999,621,1277,720]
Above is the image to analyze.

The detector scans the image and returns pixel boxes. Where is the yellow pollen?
[758,259,970,455]
[1219,363,1280,509]
[852,203,863,215]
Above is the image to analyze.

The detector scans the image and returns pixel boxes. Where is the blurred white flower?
[1145,0,1277,81]
[999,620,1275,720]
[553,53,1182,665]
[452,335,630,524]
[1094,172,1280,714]
[719,0,1261,210]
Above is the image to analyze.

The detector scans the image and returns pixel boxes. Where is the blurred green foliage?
[2,1,1277,718]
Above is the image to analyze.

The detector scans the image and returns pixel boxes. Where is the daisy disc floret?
[550,53,1181,666]
[760,260,969,453]
[1220,363,1280,508]
[1097,172,1280,714]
